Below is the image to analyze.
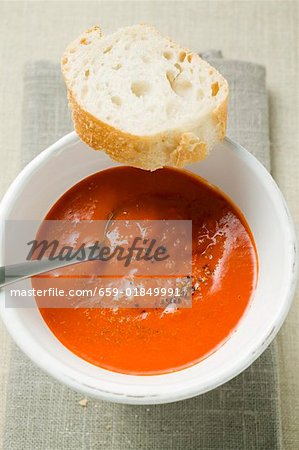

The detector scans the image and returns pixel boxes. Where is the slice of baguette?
[62,24,228,171]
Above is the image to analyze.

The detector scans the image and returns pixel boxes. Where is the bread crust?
[62,25,228,171]
[68,90,227,171]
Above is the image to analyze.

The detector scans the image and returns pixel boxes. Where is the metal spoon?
[0,211,117,289]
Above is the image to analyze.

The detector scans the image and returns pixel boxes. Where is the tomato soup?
[34,167,257,374]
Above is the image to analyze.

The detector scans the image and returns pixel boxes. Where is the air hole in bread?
[166,71,192,97]
[166,71,175,89]
[178,51,186,62]
[62,57,68,65]
[187,54,193,63]
[166,70,175,81]
[211,82,219,96]
[104,45,113,54]
[111,96,122,107]
[131,81,151,97]
[84,69,90,78]
[174,77,193,97]
[80,38,89,45]
[112,63,122,70]
[174,63,182,73]
[163,51,173,60]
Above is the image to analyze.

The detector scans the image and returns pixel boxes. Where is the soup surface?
[34,167,257,374]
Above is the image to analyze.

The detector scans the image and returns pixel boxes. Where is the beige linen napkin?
[4,58,280,450]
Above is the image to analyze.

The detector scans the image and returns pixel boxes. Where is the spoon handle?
[0,211,117,289]
[0,256,88,289]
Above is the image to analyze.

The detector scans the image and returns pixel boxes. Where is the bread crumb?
[78,397,88,407]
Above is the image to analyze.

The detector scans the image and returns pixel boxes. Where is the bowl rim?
[0,131,297,404]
